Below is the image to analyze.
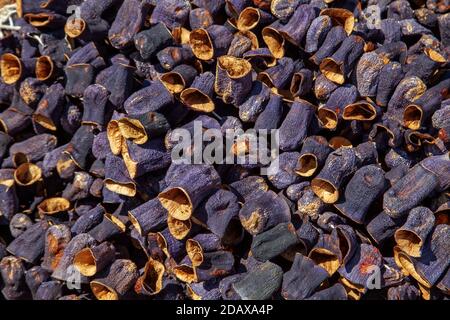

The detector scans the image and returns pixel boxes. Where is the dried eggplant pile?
[0,0,449,301]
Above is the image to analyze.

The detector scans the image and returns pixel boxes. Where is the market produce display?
[0,0,449,301]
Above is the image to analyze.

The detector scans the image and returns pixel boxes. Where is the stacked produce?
[0,0,449,300]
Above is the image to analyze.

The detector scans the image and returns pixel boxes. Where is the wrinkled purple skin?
[316,211,346,233]
[366,211,405,245]
[8,134,57,164]
[282,253,329,300]
[124,81,174,115]
[129,198,168,236]
[88,215,122,243]
[105,154,134,190]
[108,0,150,49]
[92,259,139,298]
[376,62,404,106]
[35,281,63,300]
[254,94,283,130]
[150,0,190,29]
[124,139,172,179]
[134,23,174,60]
[0,256,29,300]
[437,267,450,294]
[0,82,14,105]
[205,189,240,239]
[296,136,332,176]
[180,71,215,108]
[238,81,271,123]
[204,25,234,59]
[157,46,195,71]
[385,163,410,186]
[9,213,32,238]
[6,220,49,264]
[64,125,95,170]
[405,53,444,83]
[279,99,316,151]
[400,19,433,37]
[33,83,66,131]
[19,78,47,109]
[320,84,359,130]
[338,243,383,287]
[96,62,134,108]
[305,15,333,53]
[383,164,439,218]
[42,224,71,271]
[219,273,244,300]
[318,143,377,198]
[239,190,291,235]
[271,0,303,22]
[314,73,338,101]
[232,261,283,300]
[160,164,221,216]
[98,128,118,163]
[310,26,347,65]
[25,266,51,299]
[387,282,421,300]
[220,116,243,134]
[190,8,214,30]
[297,188,325,220]
[0,106,31,136]
[158,228,186,263]
[228,33,254,58]
[438,13,450,47]
[90,159,105,178]
[59,103,82,135]
[405,78,450,129]
[369,119,404,150]
[82,84,110,128]
[188,279,221,300]
[405,224,450,287]
[432,105,450,130]
[335,165,388,224]
[64,64,95,98]
[290,68,313,98]
[295,215,320,251]
[286,182,310,202]
[279,4,318,46]
[306,283,348,300]
[195,251,235,282]
[225,0,252,17]
[322,35,365,83]
[62,172,94,201]
[396,207,435,256]
[356,52,385,97]
[229,176,268,202]
[71,204,105,235]
[380,18,402,44]
[380,257,406,288]
[387,0,414,20]
[85,242,116,276]
[67,42,105,68]
[268,152,302,190]
[243,48,276,69]
[192,0,225,17]
[216,62,252,107]
[335,224,359,264]
[420,153,450,191]
[376,41,408,63]
[41,144,65,177]
[165,64,198,91]
[251,222,300,262]
[259,57,295,89]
